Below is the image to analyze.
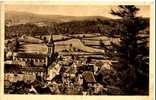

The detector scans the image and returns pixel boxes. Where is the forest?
[5,17,149,39]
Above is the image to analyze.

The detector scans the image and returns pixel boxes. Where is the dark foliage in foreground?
[100,5,149,95]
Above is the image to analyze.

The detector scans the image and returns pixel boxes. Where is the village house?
[13,52,48,67]
[82,71,96,91]
[4,63,36,89]
[46,62,61,81]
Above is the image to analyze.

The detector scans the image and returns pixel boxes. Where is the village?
[4,33,119,95]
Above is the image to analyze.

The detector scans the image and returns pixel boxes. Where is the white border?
[0,1,155,100]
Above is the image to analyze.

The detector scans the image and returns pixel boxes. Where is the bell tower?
[47,33,55,65]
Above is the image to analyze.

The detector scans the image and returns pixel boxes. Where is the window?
[44,59,46,62]
[35,59,37,62]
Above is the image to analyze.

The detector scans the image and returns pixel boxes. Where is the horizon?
[6,5,150,19]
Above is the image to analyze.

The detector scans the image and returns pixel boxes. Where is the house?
[47,63,61,81]
[82,71,96,90]
[13,52,48,67]
[4,64,36,82]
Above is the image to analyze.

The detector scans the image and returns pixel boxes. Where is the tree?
[109,5,149,94]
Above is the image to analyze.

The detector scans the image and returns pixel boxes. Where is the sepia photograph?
[4,4,150,95]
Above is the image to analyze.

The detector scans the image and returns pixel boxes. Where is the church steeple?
[47,33,55,61]
[49,33,54,44]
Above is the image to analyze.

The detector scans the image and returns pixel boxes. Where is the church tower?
[47,33,55,66]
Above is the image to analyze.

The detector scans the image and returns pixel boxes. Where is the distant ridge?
[5,11,111,26]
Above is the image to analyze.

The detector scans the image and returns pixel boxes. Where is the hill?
[5,11,111,26]
[5,11,149,39]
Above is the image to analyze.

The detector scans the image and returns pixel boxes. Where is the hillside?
[5,11,149,39]
[5,19,114,39]
[5,11,111,26]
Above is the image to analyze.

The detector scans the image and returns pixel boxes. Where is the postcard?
[0,0,155,100]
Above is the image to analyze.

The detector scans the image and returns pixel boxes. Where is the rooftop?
[5,64,22,73]
[18,44,48,54]
[15,52,47,59]
[82,71,96,83]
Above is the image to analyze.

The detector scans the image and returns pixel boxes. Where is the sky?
[6,5,150,18]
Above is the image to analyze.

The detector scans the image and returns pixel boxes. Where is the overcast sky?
[6,5,150,18]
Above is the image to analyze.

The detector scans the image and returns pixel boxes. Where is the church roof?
[18,44,48,54]
[15,52,47,59]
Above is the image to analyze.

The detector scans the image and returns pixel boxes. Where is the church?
[4,33,56,82]
[13,34,55,66]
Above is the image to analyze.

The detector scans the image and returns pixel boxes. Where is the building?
[4,33,56,82]
[4,64,36,82]
[82,71,96,90]
[13,52,48,66]
[13,33,55,66]
[47,63,61,81]
[47,33,55,66]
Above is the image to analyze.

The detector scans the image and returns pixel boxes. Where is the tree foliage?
[109,5,149,94]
